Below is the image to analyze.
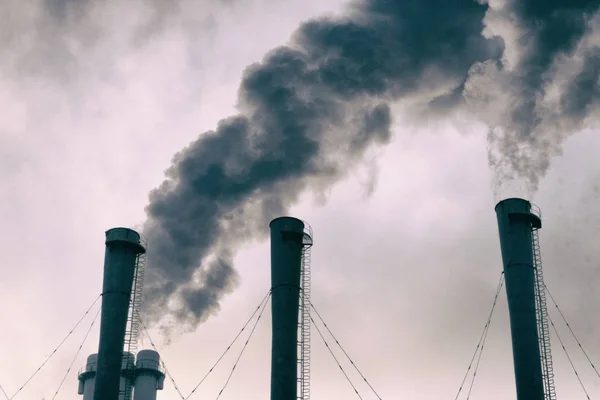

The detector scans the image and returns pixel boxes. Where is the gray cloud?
[0,0,227,86]
[142,0,502,332]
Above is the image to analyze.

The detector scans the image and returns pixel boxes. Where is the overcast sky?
[1,0,600,399]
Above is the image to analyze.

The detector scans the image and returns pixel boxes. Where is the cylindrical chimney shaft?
[133,349,165,400]
[78,353,98,400]
[94,228,145,400]
[119,352,135,400]
[495,198,544,400]
[269,217,305,400]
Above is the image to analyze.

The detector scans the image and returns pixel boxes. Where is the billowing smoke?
[10,0,598,334]
[142,0,503,331]
[464,0,600,195]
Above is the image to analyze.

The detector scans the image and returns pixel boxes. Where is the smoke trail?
[2,0,598,342]
[464,0,600,195]
[142,0,503,332]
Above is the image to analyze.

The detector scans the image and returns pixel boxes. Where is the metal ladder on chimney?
[532,227,557,400]
[122,249,147,400]
[298,227,313,400]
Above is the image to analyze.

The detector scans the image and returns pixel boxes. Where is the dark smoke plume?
[142,0,503,332]
[464,0,600,195]
[3,0,598,341]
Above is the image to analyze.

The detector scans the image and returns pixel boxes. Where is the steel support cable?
[138,314,186,400]
[10,294,101,400]
[465,275,503,400]
[311,314,363,399]
[186,289,273,399]
[213,293,270,400]
[0,385,7,400]
[465,300,495,400]
[545,284,600,380]
[52,306,102,399]
[454,272,504,400]
[548,314,590,399]
[310,303,381,400]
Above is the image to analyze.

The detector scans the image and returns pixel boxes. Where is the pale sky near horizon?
[1,0,600,399]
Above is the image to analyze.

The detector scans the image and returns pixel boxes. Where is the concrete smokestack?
[78,353,137,400]
[269,217,306,400]
[133,349,165,400]
[77,354,97,400]
[94,228,146,400]
[119,352,135,400]
[495,198,544,400]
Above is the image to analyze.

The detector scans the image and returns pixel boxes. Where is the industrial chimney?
[269,217,308,400]
[120,352,136,400]
[78,354,97,400]
[495,198,544,400]
[133,349,165,400]
[78,352,137,400]
[94,228,146,400]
